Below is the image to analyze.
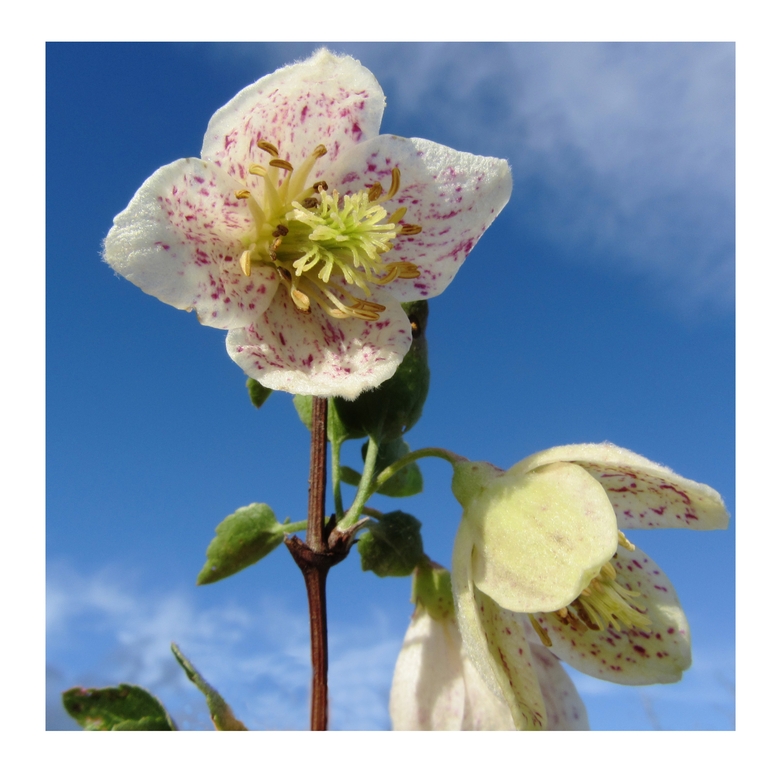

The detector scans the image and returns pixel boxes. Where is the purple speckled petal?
[451,523,547,730]
[225,294,412,399]
[328,135,512,302]
[531,545,691,685]
[104,158,278,329]
[528,643,589,730]
[201,49,384,196]
[510,443,729,531]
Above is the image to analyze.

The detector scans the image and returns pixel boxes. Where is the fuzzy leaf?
[62,684,175,731]
[358,511,423,577]
[364,437,423,497]
[197,503,284,585]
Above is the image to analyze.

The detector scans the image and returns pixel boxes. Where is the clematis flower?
[389,563,588,730]
[103,49,512,399]
[450,443,729,730]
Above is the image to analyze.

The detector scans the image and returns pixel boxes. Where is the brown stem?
[286,397,331,731]
[285,398,361,729]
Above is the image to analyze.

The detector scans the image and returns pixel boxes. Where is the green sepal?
[357,510,423,577]
[62,684,176,731]
[293,395,367,443]
[413,560,455,622]
[246,377,272,409]
[197,503,284,585]
[332,301,430,442]
[171,644,248,730]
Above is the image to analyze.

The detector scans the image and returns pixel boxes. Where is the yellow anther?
[235,190,252,199]
[257,140,279,157]
[368,183,383,202]
[270,158,294,172]
[385,167,401,200]
[291,289,311,312]
[618,531,636,551]
[248,164,267,176]
[239,250,252,277]
[528,615,552,647]
[387,206,407,224]
[400,224,423,236]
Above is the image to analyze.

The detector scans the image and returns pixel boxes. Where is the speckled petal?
[510,443,729,530]
[328,135,512,302]
[531,545,691,685]
[202,49,384,196]
[460,461,619,614]
[225,293,411,399]
[451,524,547,731]
[103,158,278,329]
[389,608,466,730]
[529,643,589,730]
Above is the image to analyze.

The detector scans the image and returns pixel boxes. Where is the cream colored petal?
[531,545,691,684]
[528,643,589,730]
[470,585,548,730]
[510,443,728,530]
[465,461,619,613]
[389,608,466,730]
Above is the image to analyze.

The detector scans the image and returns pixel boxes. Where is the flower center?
[234,141,421,321]
[529,531,651,647]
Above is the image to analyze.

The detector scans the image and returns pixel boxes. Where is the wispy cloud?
[212,42,734,316]
[47,563,402,730]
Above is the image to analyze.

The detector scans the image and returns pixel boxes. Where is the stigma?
[233,142,422,321]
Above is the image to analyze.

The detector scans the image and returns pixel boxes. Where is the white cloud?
[47,563,401,730]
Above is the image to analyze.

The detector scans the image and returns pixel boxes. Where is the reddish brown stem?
[286,396,330,731]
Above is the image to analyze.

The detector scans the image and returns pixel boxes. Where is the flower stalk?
[284,396,332,730]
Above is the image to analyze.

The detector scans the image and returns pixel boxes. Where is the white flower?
[104,49,511,399]
[389,564,588,730]
[450,443,729,729]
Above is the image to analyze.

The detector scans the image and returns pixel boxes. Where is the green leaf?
[171,644,248,730]
[197,503,284,585]
[340,465,363,487]
[332,301,430,442]
[362,437,423,498]
[62,684,176,731]
[246,377,272,409]
[357,510,424,577]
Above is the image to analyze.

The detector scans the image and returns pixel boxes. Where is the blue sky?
[46,42,734,731]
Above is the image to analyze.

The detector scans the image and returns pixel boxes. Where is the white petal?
[531,545,692,685]
[103,158,278,329]
[225,293,412,399]
[528,643,589,730]
[202,49,384,189]
[511,443,728,530]
[389,608,466,730]
[329,135,512,302]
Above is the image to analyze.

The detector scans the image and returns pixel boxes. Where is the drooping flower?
[103,49,512,399]
[450,443,729,730]
[389,562,588,730]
